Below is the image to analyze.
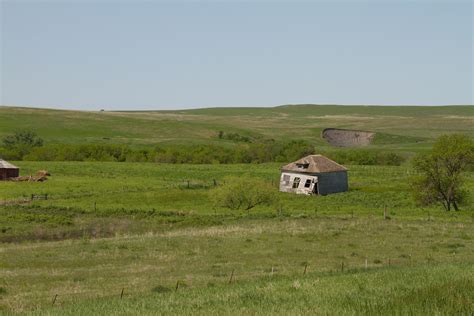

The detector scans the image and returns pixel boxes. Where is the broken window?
[296,163,309,169]
[283,174,291,185]
[292,177,301,188]
[304,179,312,188]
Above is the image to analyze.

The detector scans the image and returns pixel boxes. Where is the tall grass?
[23,264,474,315]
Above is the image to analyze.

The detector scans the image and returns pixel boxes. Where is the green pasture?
[0,161,473,313]
[1,215,473,313]
[1,105,472,151]
[22,264,474,315]
[1,161,473,242]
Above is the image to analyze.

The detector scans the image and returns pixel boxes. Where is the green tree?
[279,140,315,162]
[1,130,44,159]
[412,134,473,211]
[2,130,43,149]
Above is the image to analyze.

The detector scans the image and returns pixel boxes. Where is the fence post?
[384,205,388,220]
[213,179,217,186]
[175,281,179,292]
[120,288,124,299]
[228,269,235,284]
[341,262,344,272]
[303,263,308,275]
[187,180,190,189]
[45,194,48,200]
[52,294,58,306]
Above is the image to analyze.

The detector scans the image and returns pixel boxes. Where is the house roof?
[281,155,347,173]
[0,159,19,169]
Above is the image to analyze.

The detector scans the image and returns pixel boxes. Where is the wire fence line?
[0,170,413,206]
[1,166,423,206]
[8,257,417,309]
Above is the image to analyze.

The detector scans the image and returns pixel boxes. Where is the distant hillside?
[0,105,472,151]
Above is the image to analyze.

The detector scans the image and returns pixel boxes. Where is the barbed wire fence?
[5,255,428,311]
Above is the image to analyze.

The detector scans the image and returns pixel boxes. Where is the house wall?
[279,172,317,195]
[279,171,348,195]
[317,171,348,195]
[0,168,19,180]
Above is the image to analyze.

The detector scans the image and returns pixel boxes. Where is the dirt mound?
[9,170,50,182]
[36,170,51,177]
[322,128,375,147]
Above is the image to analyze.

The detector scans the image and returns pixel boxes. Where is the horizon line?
[1,103,473,112]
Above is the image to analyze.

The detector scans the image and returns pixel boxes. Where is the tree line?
[1,130,472,211]
[0,130,406,165]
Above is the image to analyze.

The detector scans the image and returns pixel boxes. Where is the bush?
[211,177,278,211]
[217,131,252,143]
[0,130,44,159]
[6,139,404,166]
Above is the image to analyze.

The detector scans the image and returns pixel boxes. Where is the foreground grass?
[15,264,474,315]
[1,217,473,313]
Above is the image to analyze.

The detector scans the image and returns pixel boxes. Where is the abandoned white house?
[279,155,348,195]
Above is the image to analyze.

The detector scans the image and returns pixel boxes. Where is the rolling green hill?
[1,105,472,151]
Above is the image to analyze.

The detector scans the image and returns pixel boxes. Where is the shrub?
[211,176,277,210]
[0,130,43,159]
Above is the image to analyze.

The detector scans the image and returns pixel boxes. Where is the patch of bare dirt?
[322,128,375,147]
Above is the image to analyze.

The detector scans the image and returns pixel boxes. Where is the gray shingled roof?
[0,159,19,169]
[281,155,347,173]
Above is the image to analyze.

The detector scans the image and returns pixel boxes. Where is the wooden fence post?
[384,206,387,220]
[52,294,58,306]
[228,269,235,284]
[175,281,179,292]
[341,262,344,272]
[303,264,308,275]
[120,288,124,299]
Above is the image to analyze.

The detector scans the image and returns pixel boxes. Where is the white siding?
[279,172,318,195]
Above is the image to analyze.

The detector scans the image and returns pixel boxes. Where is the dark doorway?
[313,182,319,195]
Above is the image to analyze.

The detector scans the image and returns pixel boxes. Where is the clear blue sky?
[1,1,472,110]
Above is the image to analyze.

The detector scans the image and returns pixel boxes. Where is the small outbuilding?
[0,159,20,180]
[279,154,348,195]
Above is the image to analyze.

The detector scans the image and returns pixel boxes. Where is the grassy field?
[1,161,473,241]
[0,105,473,314]
[22,264,474,315]
[1,105,473,151]
[1,161,473,314]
